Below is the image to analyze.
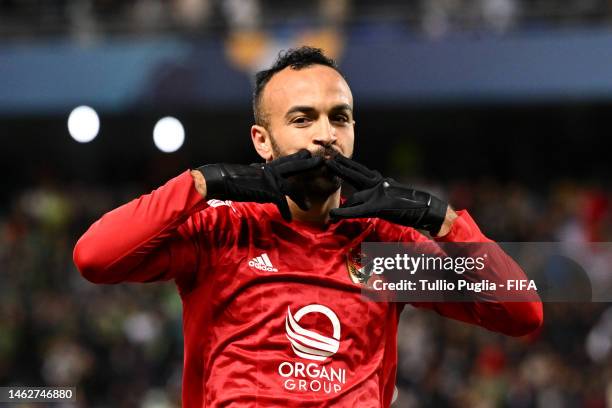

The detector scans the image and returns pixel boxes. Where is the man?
[74,47,543,407]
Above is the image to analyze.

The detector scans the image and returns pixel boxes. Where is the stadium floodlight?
[153,116,185,153]
[68,105,100,143]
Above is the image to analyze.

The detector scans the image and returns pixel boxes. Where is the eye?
[333,115,349,123]
[292,117,311,125]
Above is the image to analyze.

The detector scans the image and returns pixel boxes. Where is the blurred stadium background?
[2,0,612,407]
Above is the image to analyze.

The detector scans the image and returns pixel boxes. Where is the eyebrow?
[284,104,353,118]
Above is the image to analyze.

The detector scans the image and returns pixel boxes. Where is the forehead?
[262,65,353,116]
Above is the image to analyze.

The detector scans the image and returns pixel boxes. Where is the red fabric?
[73,171,543,407]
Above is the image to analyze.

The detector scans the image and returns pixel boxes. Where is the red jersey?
[73,171,543,407]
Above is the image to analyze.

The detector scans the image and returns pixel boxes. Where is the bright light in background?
[153,117,185,153]
[68,106,100,143]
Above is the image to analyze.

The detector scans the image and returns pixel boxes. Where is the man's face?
[252,64,355,200]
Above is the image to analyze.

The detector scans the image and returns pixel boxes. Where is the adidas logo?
[248,253,278,272]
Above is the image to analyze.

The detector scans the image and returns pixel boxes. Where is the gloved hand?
[197,149,323,221]
[325,154,448,235]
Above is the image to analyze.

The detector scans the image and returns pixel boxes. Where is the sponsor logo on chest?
[277,304,347,394]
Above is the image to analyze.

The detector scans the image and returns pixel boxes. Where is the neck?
[287,188,341,226]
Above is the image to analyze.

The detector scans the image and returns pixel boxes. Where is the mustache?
[311,146,342,159]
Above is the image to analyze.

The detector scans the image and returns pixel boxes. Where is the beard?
[269,136,342,205]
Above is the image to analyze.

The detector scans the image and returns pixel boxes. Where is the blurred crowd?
[3,0,612,39]
[0,181,184,407]
[1,173,611,407]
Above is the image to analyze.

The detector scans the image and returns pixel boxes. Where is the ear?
[251,125,273,161]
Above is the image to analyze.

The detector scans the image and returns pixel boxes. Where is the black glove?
[197,149,323,221]
[326,155,448,235]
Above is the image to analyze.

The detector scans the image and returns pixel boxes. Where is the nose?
[312,116,337,148]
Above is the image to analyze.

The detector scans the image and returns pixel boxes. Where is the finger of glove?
[271,175,311,211]
[250,149,312,172]
[287,188,312,211]
[272,149,311,164]
[326,159,381,190]
[331,155,381,178]
[267,149,311,170]
[274,156,324,177]
[340,187,376,208]
[276,197,292,221]
[260,171,299,219]
[330,203,375,220]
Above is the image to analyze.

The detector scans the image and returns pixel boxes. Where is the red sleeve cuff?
[434,210,492,243]
[181,169,209,214]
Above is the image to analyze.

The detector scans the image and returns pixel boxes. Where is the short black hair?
[253,46,342,127]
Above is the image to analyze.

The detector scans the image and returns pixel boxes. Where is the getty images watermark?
[347,242,611,302]
[369,252,535,293]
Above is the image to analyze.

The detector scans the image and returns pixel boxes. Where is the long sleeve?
[410,210,544,337]
[73,170,209,287]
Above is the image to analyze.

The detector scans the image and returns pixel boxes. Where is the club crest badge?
[346,246,374,285]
